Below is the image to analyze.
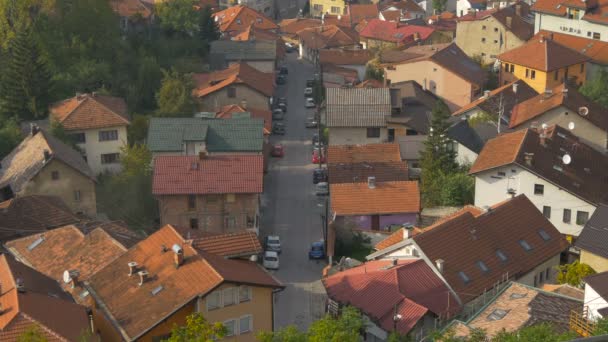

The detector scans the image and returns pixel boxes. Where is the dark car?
[305,117,318,128]
[278,97,287,104]
[306,79,315,87]
[271,144,284,158]
[308,241,325,259]
[272,122,285,135]
[276,74,286,84]
[278,102,287,112]
[313,168,327,184]
[272,109,284,120]
[279,66,288,75]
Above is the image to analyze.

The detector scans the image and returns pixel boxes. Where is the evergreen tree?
[579,68,608,108]
[198,5,220,56]
[0,28,53,121]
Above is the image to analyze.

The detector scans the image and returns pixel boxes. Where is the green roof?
[147,117,264,153]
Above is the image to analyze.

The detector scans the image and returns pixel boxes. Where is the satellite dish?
[562,154,572,165]
[578,106,589,116]
[214,16,219,22]
[568,122,575,130]
[63,270,72,283]
[338,15,341,20]
[428,19,434,24]
[541,123,548,129]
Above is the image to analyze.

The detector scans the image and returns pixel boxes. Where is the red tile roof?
[360,19,435,44]
[296,25,360,49]
[279,18,323,36]
[452,80,538,116]
[192,62,275,98]
[231,23,279,41]
[216,104,272,135]
[174,228,262,257]
[319,49,374,65]
[323,259,459,335]
[468,129,527,174]
[212,5,278,34]
[498,36,590,71]
[331,181,420,215]
[49,93,129,131]
[532,0,608,24]
[348,4,380,23]
[328,143,403,163]
[152,155,263,195]
[534,31,608,65]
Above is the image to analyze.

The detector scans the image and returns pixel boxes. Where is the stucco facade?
[71,125,128,175]
[473,165,596,236]
[328,127,389,145]
[197,85,271,111]
[534,12,608,42]
[584,281,608,320]
[500,60,587,93]
[385,60,477,111]
[338,213,418,231]
[310,0,346,17]
[19,159,96,217]
[580,250,608,273]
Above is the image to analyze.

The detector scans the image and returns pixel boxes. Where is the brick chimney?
[128,261,138,276]
[367,176,376,189]
[172,244,184,268]
[138,270,149,286]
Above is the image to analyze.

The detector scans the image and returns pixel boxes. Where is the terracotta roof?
[216,104,272,135]
[296,25,359,49]
[510,83,608,130]
[379,0,425,12]
[0,196,79,242]
[328,160,408,184]
[453,80,538,117]
[413,195,568,303]
[231,24,280,41]
[323,259,459,335]
[49,93,129,131]
[380,10,402,21]
[109,0,152,18]
[0,130,95,194]
[532,0,608,24]
[152,155,263,195]
[77,220,142,249]
[319,49,374,65]
[85,225,282,340]
[212,5,278,34]
[498,36,590,71]
[427,12,458,31]
[491,4,534,41]
[192,62,274,98]
[325,88,392,127]
[576,204,608,259]
[348,4,380,23]
[360,19,435,44]
[174,229,262,257]
[374,227,425,250]
[330,181,420,215]
[541,283,585,299]
[534,31,608,65]
[355,79,385,88]
[0,254,89,342]
[278,18,323,36]
[470,125,608,206]
[328,143,402,163]
[584,272,608,300]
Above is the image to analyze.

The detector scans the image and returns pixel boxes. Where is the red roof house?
[360,19,435,48]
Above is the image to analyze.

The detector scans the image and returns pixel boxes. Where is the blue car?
[308,241,325,259]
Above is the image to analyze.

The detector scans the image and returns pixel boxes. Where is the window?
[236,18,241,25]
[525,68,529,78]
[482,25,487,30]
[405,129,418,136]
[190,218,198,229]
[487,309,509,321]
[51,171,60,180]
[494,40,498,44]
[223,287,236,306]
[580,63,585,73]
[224,319,236,336]
[531,70,536,79]
[510,64,514,72]
[588,31,592,37]
[498,171,506,177]
[239,286,252,302]
[70,133,86,144]
[366,128,380,138]
[534,274,538,287]
[227,86,236,98]
[206,291,220,310]
[188,195,196,209]
[225,216,236,228]
[593,32,601,40]
[504,63,510,72]
[554,70,559,81]
[545,267,550,280]
[477,261,490,273]
[543,206,551,219]
[494,27,499,32]
[74,190,81,202]
[331,6,341,13]
[538,229,551,241]
[481,37,486,43]
[101,153,120,164]
[518,239,533,252]
[539,270,544,283]
[99,130,118,141]
[534,184,544,195]
[576,211,589,225]
[458,271,470,284]
[239,315,252,334]
[496,249,508,262]
[226,193,236,203]
[563,209,571,223]
[313,4,323,11]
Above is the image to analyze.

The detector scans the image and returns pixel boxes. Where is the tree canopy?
[579,68,608,108]
[164,312,226,342]
[156,69,195,116]
[556,260,596,287]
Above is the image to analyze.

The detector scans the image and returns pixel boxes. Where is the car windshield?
[312,246,322,251]
[265,257,278,261]
[268,237,279,244]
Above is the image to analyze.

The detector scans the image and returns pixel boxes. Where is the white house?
[583,272,608,321]
[531,0,608,42]
[469,125,608,237]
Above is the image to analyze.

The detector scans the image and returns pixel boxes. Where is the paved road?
[260,53,327,331]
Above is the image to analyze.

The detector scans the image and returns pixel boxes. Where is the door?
[371,215,380,230]
[388,129,395,142]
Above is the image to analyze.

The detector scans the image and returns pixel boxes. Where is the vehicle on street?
[265,235,282,253]
[313,168,327,184]
[263,251,280,270]
[278,97,287,105]
[305,98,315,108]
[315,182,329,196]
[272,109,284,120]
[304,87,313,96]
[312,148,326,164]
[305,117,318,128]
[285,42,297,52]
[308,241,325,259]
[272,122,285,135]
[271,144,284,158]
[276,74,286,85]
[278,102,287,112]
[306,79,315,87]
[279,66,288,75]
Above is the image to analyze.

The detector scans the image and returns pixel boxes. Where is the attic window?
[27,236,45,251]
[538,229,551,241]
[151,285,164,296]
[518,239,533,252]
[256,17,262,23]
[487,308,510,321]
[237,18,242,24]
[458,271,471,284]
[496,249,508,262]
[477,261,490,273]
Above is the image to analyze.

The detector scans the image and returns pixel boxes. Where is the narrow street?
[260,53,327,331]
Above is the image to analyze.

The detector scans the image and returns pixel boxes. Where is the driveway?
[260,53,327,331]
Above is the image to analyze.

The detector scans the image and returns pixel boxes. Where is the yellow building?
[498,35,590,93]
[310,0,346,17]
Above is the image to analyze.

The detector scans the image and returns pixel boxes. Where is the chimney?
[505,16,512,28]
[515,4,522,16]
[413,32,421,41]
[172,244,184,268]
[128,261,138,276]
[91,91,97,97]
[198,150,208,161]
[562,86,568,98]
[402,227,412,239]
[539,131,547,146]
[30,123,39,136]
[241,100,247,109]
[16,278,25,293]
[543,88,553,99]
[392,259,398,267]
[512,82,518,94]
[138,270,149,286]
[67,270,80,289]
[483,90,491,99]
[539,34,545,43]
[524,152,534,166]
[435,259,445,273]
[43,150,51,163]
[367,176,376,189]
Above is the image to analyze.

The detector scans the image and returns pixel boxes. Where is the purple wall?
[339,213,417,231]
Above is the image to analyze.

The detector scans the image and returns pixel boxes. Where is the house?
[498,35,590,93]
[278,18,323,44]
[379,0,426,21]
[85,225,283,341]
[0,254,90,341]
[310,0,346,17]
[216,104,272,136]
[210,40,277,73]
[509,83,608,152]
[455,4,534,64]
[331,179,420,232]
[152,154,263,234]
[447,282,582,338]
[457,0,488,17]
[109,0,154,32]
[426,12,458,42]
[322,64,360,87]
[469,125,608,237]
[347,4,381,24]
[229,24,286,61]
[576,204,608,273]
[213,5,278,37]
[531,0,608,42]
[319,49,374,81]
[323,259,460,340]
[192,62,275,111]
[296,24,360,63]
[49,93,130,175]
[583,272,608,321]
[0,127,96,217]
[173,228,263,259]
[327,144,409,184]
[383,43,486,111]
[0,195,80,242]
[368,195,569,305]
[359,19,435,49]
[325,88,393,145]
[219,0,274,18]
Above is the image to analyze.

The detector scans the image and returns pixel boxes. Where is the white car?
[305,98,315,108]
[315,182,329,196]
[265,235,281,254]
[304,87,313,96]
[263,251,280,270]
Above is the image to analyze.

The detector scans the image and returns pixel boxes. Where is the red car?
[312,149,326,164]
[271,144,284,158]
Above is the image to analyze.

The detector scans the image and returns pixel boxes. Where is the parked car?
[279,66,288,75]
[272,122,285,135]
[305,98,315,108]
[315,182,329,196]
[271,144,284,158]
[263,251,280,270]
[272,109,284,120]
[265,235,282,253]
[308,241,325,259]
[278,97,287,105]
[285,42,297,52]
[276,74,286,85]
[312,148,326,164]
[278,102,287,112]
[306,79,315,87]
[313,168,327,184]
[305,117,318,128]
[304,87,313,96]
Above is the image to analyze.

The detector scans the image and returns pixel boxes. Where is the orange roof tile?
[279,18,323,36]
[174,228,262,257]
[231,23,279,41]
[348,4,380,23]
[109,0,152,18]
[452,80,538,116]
[49,93,129,131]
[319,49,374,65]
[213,5,278,34]
[328,143,402,163]
[498,36,590,71]
[216,104,272,135]
[534,31,608,65]
[532,0,608,24]
[331,181,420,215]
[192,62,274,98]
[296,25,359,49]
[468,129,527,174]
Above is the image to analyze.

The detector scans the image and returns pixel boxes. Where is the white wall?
[457,0,473,17]
[515,254,561,287]
[474,165,597,236]
[328,127,388,145]
[535,13,608,42]
[75,125,127,175]
[456,143,478,166]
[585,282,608,321]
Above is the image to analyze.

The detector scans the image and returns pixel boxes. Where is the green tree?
[594,317,608,336]
[127,56,163,112]
[492,323,577,341]
[365,58,384,81]
[127,114,150,145]
[440,172,475,206]
[0,118,23,159]
[18,325,48,342]
[0,28,53,121]
[556,260,596,287]
[164,312,226,342]
[579,68,608,108]
[119,144,152,179]
[156,69,195,116]
[0,0,54,49]
[198,5,220,55]
[49,119,76,148]
[432,0,448,13]
[156,0,200,35]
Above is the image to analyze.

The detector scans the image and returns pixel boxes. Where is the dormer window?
[458,271,471,284]
[237,18,242,25]
[519,239,533,252]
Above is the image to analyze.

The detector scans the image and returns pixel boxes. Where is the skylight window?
[477,261,490,273]
[151,285,164,296]
[538,229,552,241]
[487,308,510,321]
[510,293,527,300]
[519,239,533,252]
[496,250,508,262]
[27,236,45,251]
[458,271,471,284]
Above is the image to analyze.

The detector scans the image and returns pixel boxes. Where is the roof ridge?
[89,95,130,125]
[20,310,71,341]
[53,96,87,124]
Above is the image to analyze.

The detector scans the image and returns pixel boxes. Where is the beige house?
[383,43,485,111]
[576,204,608,273]
[50,93,130,175]
[0,127,96,217]
[455,4,534,64]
